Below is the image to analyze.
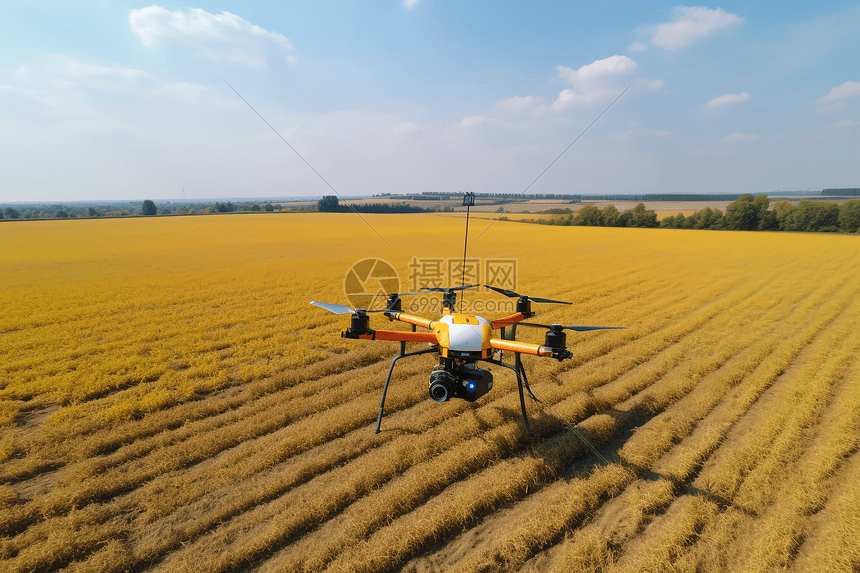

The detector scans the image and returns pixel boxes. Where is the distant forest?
[0,200,291,220]
[821,188,860,196]
[317,196,427,213]
[0,197,430,220]
[519,195,860,234]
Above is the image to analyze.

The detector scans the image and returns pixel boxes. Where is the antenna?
[459,192,475,312]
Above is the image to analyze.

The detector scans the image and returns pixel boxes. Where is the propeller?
[344,291,426,312]
[519,322,626,332]
[483,285,571,305]
[310,301,389,314]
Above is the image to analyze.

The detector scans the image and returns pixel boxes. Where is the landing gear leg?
[485,358,533,437]
[375,335,438,434]
[515,353,538,402]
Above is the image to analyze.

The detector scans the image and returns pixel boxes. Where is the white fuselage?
[439,314,489,352]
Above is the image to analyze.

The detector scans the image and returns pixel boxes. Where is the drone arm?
[386,312,434,330]
[352,330,438,343]
[490,313,526,329]
[489,338,553,357]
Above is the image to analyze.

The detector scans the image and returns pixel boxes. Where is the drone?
[311,197,625,436]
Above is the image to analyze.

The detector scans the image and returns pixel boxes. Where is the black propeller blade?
[519,322,626,332]
[483,285,571,305]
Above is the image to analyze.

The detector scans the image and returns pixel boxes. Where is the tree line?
[1,200,288,220]
[522,195,860,234]
[518,203,660,228]
[317,195,428,213]
[662,195,860,233]
[821,188,860,196]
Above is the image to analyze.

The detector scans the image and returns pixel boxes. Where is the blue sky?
[1,1,858,202]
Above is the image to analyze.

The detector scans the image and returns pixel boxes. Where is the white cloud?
[828,118,854,128]
[403,0,421,9]
[457,115,497,129]
[2,54,155,105]
[628,41,647,53]
[552,89,586,110]
[818,81,860,103]
[557,55,638,88]
[724,132,758,142]
[552,55,661,111]
[553,55,635,111]
[46,54,234,104]
[818,102,844,113]
[495,95,545,112]
[652,6,744,50]
[1,53,235,128]
[128,6,295,66]
[708,91,751,108]
[453,115,531,134]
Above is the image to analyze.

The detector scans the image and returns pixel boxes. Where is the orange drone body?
[362,311,554,359]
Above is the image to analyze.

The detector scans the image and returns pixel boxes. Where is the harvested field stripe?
[703,303,860,503]
[558,265,801,393]
[0,345,393,483]
[609,495,718,573]
[792,448,860,572]
[320,457,629,573]
[739,333,860,571]
[150,410,535,572]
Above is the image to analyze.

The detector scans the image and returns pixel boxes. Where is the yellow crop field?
[1,213,859,573]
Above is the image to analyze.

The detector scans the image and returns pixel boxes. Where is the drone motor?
[544,325,566,351]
